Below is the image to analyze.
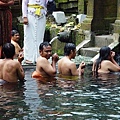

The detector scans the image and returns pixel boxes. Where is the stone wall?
[55,0,79,15]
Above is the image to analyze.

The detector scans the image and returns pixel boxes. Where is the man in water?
[32,42,59,79]
[58,43,85,76]
[0,43,25,84]
[11,30,23,59]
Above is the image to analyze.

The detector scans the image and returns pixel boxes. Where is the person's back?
[58,43,85,76]
[58,56,77,76]
[0,43,24,83]
[0,59,24,82]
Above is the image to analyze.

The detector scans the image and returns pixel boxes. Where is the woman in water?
[92,46,120,73]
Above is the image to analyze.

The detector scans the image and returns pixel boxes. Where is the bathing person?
[32,42,59,79]
[58,43,85,76]
[92,46,120,73]
[0,43,25,83]
[22,0,53,64]
[0,0,14,58]
[11,30,23,59]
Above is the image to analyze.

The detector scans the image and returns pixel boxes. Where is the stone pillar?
[114,0,120,33]
[81,0,94,30]
[78,0,84,14]
[91,0,105,32]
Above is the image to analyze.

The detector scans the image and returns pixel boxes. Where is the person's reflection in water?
[92,72,120,88]
[35,77,57,96]
[0,81,31,119]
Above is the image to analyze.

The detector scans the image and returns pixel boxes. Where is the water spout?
[49,36,58,44]
[49,31,70,44]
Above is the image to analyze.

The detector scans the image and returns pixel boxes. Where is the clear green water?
[0,65,120,120]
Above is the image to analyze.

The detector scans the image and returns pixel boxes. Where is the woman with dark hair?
[92,46,120,73]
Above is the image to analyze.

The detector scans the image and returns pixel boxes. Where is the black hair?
[2,43,15,58]
[39,42,51,51]
[95,46,111,73]
[64,43,76,56]
[11,30,19,36]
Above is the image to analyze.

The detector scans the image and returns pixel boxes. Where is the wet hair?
[39,42,51,51]
[64,43,76,56]
[2,43,15,58]
[95,46,111,72]
[11,30,19,36]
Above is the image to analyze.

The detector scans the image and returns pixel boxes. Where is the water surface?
[0,66,120,120]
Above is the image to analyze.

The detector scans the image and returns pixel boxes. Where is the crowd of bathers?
[0,37,120,84]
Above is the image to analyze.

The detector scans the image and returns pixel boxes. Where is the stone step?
[95,35,113,47]
[80,47,100,57]
[78,33,119,59]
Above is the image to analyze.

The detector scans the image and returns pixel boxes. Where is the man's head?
[39,42,52,59]
[64,43,76,58]
[2,43,15,58]
[11,30,20,42]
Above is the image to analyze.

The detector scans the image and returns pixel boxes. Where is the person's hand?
[0,0,7,3]
[110,51,115,61]
[18,51,24,64]
[79,61,86,69]
[52,53,59,63]
[111,51,115,57]
[23,17,28,25]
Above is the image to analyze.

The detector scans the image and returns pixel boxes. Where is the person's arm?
[78,62,85,75]
[17,62,25,81]
[40,56,58,76]
[51,53,59,74]
[70,62,85,76]
[110,51,120,67]
[107,61,120,72]
[92,60,96,71]
[7,0,14,5]
[18,52,24,64]
[22,0,29,24]
[0,0,14,6]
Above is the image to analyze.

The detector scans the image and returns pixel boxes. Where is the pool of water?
[0,65,120,120]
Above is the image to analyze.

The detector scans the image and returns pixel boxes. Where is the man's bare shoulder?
[11,40,16,45]
[58,57,74,67]
[0,59,5,67]
[0,59,4,63]
[37,56,47,62]
[5,59,20,67]
[58,57,70,62]
[37,56,49,66]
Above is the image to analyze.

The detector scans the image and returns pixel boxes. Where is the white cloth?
[24,14,46,63]
[22,0,48,17]
[22,0,48,63]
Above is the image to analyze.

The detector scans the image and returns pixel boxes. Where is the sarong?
[24,14,46,63]
[0,7,12,46]
[32,71,43,79]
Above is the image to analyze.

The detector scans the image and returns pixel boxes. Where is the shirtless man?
[11,30,23,58]
[0,43,25,83]
[92,46,120,73]
[32,42,59,79]
[58,43,85,76]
